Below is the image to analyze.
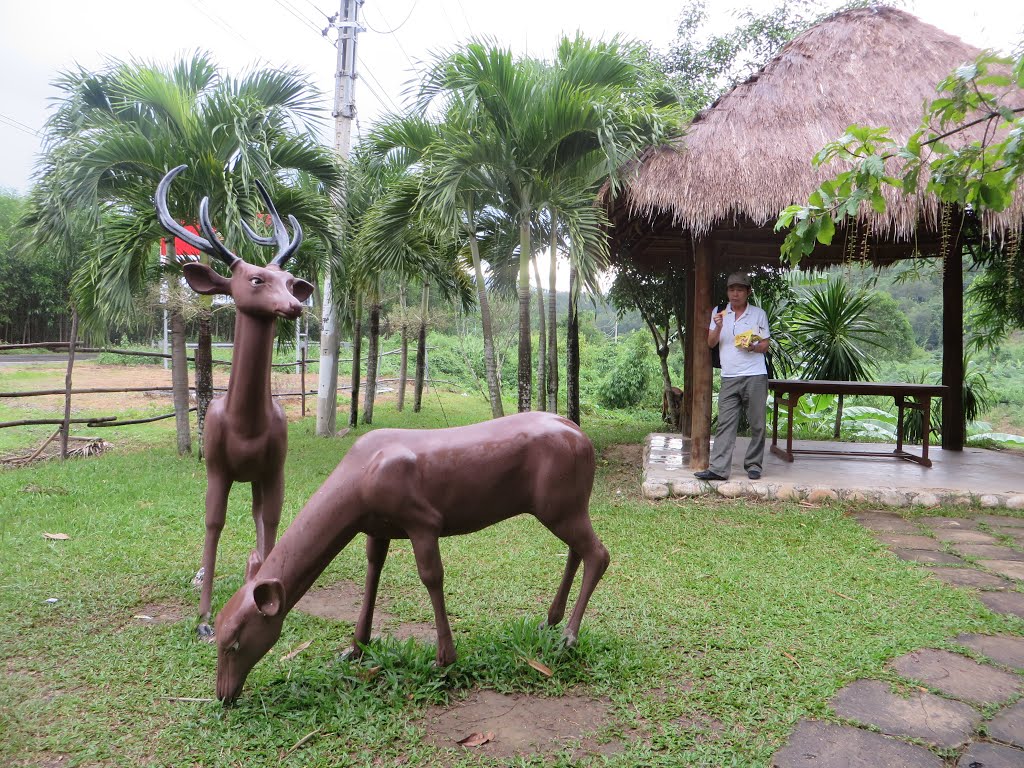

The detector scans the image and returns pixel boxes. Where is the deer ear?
[291,278,314,304]
[183,263,232,295]
[252,578,286,617]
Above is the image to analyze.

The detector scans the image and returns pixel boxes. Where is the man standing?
[695,272,771,481]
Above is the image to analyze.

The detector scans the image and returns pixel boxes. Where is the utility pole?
[316,0,363,436]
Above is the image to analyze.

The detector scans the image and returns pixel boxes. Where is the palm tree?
[349,145,475,422]
[364,112,507,418]
[419,37,682,414]
[23,52,344,454]
[790,277,886,438]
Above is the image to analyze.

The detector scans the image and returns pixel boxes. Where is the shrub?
[597,332,657,409]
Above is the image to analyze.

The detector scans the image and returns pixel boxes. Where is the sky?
[1,0,1023,198]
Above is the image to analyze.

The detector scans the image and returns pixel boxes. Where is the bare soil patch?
[1,360,312,419]
[598,443,643,498]
[421,689,622,762]
[130,600,190,626]
[295,579,436,644]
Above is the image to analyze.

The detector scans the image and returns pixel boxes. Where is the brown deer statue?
[212,411,610,703]
[155,164,313,639]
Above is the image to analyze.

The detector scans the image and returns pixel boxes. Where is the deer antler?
[243,179,304,268]
[155,165,240,268]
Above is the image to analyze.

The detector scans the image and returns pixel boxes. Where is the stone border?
[642,435,1024,509]
[642,476,1024,509]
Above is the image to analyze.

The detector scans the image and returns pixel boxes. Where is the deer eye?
[250,276,264,286]
[228,640,240,652]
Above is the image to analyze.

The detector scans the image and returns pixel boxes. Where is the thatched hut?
[606,5,1023,468]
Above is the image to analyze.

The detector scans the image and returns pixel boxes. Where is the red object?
[160,223,202,257]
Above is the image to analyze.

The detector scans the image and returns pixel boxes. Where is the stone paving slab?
[828,679,979,749]
[979,591,1024,619]
[923,517,982,530]
[993,530,1024,547]
[954,634,1024,670]
[888,649,1022,706]
[954,544,1024,561]
[981,559,1024,581]
[987,700,1024,748]
[981,515,1024,528]
[956,742,1024,767]
[932,530,1002,545]
[852,511,921,534]
[893,549,968,565]
[771,720,942,767]
[875,533,942,550]
[926,568,1013,590]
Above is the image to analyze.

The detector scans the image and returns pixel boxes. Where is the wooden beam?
[941,207,965,450]
[681,261,694,436]
[690,239,713,469]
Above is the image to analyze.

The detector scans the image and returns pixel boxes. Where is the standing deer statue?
[212,411,610,704]
[155,164,313,639]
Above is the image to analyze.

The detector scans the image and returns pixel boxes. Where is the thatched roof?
[612,5,1023,244]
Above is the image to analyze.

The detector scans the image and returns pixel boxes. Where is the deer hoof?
[338,644,363,662]
[192,567,205,589]
[197,622,215,642]
[561,630,578,648]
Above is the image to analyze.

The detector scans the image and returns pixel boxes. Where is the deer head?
[155,165,314,319]
[214,564,287,704]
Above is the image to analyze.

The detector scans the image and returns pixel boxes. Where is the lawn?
[1,392,1019,767]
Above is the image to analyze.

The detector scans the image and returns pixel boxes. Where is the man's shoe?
[747,469,761,480]
[694,469,726,481]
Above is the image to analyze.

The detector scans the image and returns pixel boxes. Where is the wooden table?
[769,379,948,467]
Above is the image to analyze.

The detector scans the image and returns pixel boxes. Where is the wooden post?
[941,206,965,450]
[300,341,307,418]
[690,239,713,469]
[681,262,694,436]
[59,308,79,459]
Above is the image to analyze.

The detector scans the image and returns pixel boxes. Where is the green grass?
[1,397,1020,767]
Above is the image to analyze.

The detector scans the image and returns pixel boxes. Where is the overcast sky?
[2,0,1023,195]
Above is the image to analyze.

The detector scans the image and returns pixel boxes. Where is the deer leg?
[408,532,455,666]
[198,473,232,640]
[252,470,284,562]
[543,514,609,647]
[543,549,582,629]
[350,536,391,658]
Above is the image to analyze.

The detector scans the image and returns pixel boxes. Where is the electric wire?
[0,113,41,137]
[355,56,404,114]
[267,0,327,37]
[452,0,476,38]
[361,0,419,35]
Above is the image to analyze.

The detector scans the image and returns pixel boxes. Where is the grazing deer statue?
[212,411,610,703]
[155,164,313,639]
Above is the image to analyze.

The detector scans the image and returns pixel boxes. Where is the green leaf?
[815,215,835,245]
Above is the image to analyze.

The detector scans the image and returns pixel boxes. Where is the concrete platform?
[643,434,1024,508]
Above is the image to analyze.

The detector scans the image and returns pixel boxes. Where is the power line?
[267,0,326,37]
[0,113,41,137]
[361,0,419,35]
[300,0,333,22]
[355,55,403,114]
[362,3,416,70]
[452,0,476,39]
[188,0,255,50]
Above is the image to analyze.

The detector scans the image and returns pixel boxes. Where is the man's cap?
[726,271,752,288]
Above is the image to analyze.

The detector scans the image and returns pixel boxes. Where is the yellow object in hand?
[734,330,761,348]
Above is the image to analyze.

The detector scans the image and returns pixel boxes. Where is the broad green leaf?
[815,215,835,244]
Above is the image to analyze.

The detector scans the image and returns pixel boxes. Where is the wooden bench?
[768,380,948,467]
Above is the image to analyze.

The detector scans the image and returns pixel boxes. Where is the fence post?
[59,309,80,459]
[300,341,307,418]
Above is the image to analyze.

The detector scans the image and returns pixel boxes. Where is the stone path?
[772,511,1024,767]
